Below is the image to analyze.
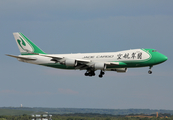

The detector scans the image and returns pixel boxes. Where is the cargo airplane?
[6,33,168,78]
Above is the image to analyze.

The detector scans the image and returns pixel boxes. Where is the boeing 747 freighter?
[6,33,168,78]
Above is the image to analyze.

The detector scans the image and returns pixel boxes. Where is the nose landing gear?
[148,66,153,74]
[148,70,152,74]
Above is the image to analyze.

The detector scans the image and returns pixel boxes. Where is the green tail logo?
[14,32,46,55]
[17,37,27,51]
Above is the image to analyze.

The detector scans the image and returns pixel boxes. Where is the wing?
[36,54,126,70]
[36,54,91,69]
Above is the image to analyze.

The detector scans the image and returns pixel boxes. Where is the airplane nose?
[163,55,168,61]
[160,54,168,63]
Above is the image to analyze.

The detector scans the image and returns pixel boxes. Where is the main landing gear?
[148,66,153,74]
[85,70,95,77]
[84,70,105,78]
[99,70,105,78]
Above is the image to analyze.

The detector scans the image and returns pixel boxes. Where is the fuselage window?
[152,50,157,52]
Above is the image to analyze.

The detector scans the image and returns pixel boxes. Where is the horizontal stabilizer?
[6,54,36,60]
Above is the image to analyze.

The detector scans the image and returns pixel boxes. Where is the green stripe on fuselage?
[40,63,74,69]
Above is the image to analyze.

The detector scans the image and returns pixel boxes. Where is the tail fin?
[13,32,46,55]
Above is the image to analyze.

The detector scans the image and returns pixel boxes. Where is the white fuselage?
[19,49,150,65]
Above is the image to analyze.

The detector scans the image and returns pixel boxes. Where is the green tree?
[0,118,7,120]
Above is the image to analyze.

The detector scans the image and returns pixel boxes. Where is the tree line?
[0,113,173,120]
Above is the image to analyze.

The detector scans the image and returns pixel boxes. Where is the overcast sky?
[0,0,173,110]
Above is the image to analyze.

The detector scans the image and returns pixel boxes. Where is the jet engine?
[64,59,77,67]
[94,63,106,70]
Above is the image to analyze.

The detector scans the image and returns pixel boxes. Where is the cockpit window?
[152,50,157,52]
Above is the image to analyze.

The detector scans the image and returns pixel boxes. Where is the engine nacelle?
[115,68,127,73]
[65,59,77,67]
[94,63,106,70]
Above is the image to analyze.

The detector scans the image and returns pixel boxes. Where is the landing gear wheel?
[89,74,93,77]
[91,71,95,76]
[85,72,89,76]
[99,75,103,78]
[85,70,95,77]
[148,70,152,74]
